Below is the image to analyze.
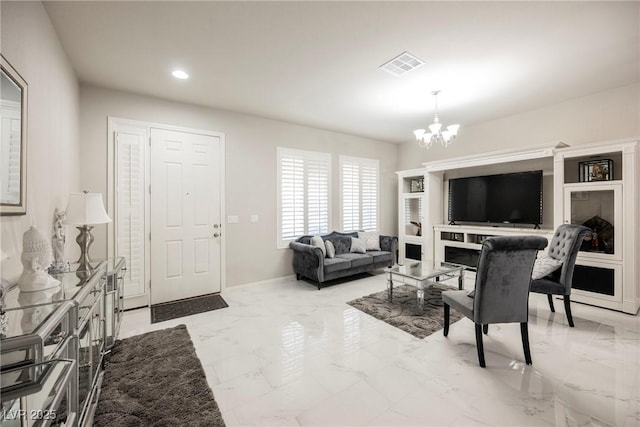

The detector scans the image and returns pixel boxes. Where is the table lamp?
[65,191,111,274]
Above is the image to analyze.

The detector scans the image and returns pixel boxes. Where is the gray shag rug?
[94,325,225,426]
[347,284,463,339]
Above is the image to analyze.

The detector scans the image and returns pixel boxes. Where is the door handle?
[213,233,221,238]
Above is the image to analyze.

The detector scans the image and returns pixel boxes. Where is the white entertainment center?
[397,139,639,314]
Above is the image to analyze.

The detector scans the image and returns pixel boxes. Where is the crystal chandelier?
[413,90,460,149]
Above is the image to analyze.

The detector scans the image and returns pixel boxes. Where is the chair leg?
[547,294,555,312]
[564,295,575,327]
[483,324,488,334]
[443,303,450,337]
[475,323,486,368]
[520,322,532,365]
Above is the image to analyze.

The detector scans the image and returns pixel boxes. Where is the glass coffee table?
[385,261,465,310]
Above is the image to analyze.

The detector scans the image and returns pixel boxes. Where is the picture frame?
[409,177,424,193]
[579,159,613,182]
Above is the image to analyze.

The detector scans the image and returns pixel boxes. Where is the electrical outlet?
[250,214,259,223]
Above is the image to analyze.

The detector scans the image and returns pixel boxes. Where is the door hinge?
[148,137,151,146]
[149,232,151,241]
[148,185,151,195]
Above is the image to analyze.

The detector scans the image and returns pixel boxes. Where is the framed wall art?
[579,159,613,182]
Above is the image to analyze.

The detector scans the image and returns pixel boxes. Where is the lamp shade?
[65,192,111,225]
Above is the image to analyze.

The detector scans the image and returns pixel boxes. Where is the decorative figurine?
[17,226,61,292]
[50,209,70,273]
[18,286,63,332]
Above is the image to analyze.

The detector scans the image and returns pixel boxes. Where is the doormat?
[347,284,463,339]
[151,293,228,323]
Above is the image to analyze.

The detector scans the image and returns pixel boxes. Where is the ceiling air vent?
[379,51,424,76]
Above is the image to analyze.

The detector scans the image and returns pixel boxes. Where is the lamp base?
[75,225,95,281]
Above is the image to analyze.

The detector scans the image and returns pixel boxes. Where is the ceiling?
[43,1,639,144]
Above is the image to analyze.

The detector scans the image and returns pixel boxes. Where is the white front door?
[150,128,222,304]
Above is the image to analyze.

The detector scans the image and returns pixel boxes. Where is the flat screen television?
[448,170,543,226]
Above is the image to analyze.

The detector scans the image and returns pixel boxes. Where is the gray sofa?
[289,231,398,289]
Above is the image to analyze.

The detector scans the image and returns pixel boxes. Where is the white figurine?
[52,209,65,264]
[17,226,60,292]
[18,286,63,332]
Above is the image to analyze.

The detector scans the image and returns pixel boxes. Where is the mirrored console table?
[1,257,126,427]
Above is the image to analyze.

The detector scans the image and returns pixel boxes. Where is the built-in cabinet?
[553,141,639,314]
[434,225,553,270]
[397,139,639,314]
[396,169,443,263]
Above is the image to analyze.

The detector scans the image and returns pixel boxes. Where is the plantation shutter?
[278,148,331,247]
[341,161,360,232]
[116,131,146,297]
[340,156,379,232]
[306,157,330,235]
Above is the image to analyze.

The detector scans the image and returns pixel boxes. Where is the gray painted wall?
[0,1,80,280]
[79,85,398,287]
[398,83,639,170]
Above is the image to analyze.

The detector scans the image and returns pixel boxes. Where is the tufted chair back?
[546,224,591,294]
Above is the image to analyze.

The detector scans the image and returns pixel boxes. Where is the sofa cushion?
[323,257,351,273]
[531,253,562,279]
[350,237,366,254]
[311,236,326,257]
[365,250,392,264]
[359,231,381,251]
[325,240,335,258]
[336,253,373,268]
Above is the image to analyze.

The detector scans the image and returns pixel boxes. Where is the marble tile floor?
[119,272,640,426]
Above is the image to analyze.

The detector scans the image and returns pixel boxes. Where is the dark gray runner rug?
[94,325,225,426]
[347,284,463,339]
[151,293,228,323]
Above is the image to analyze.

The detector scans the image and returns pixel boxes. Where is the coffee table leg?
[417,286,424,311]
[387,272,393,302]
[458,268,465,290]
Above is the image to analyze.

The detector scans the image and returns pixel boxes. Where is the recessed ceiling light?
[379,51,424,76]
[172,70,189,79]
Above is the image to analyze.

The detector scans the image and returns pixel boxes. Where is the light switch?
[250,214,259,223]
[227,215,239,224]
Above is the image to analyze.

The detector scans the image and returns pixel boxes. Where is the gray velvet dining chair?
[530,224,591,327]
[442,235,548,368]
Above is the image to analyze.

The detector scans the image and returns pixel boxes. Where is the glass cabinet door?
[564,182,622,261]
[403,196,423,238]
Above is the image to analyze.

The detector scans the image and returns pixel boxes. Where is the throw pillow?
[325,240,335,258]
[350,237,366,254]
[311,235,326,257]
[532,253,563,280]
[358,231,381,251]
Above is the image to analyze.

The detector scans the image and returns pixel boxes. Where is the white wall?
[0,1,80,280]
[79,85,398,287]
[398,83,640,169]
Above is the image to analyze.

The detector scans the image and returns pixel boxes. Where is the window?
[277,147,331,248]
[340,156,379,232]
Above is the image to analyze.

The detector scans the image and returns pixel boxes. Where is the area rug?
[151,293,228,323]
[347,284,463,339]
[94,324,225,426]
